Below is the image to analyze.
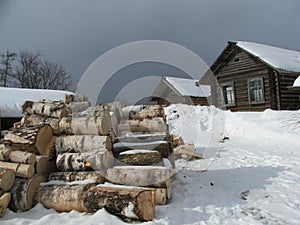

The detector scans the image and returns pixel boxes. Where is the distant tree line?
[0,50,73,91]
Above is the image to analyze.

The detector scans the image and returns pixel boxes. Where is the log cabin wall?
[215,49,273,111]
[278,72,300,110]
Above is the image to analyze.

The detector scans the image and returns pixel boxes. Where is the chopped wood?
[116,150,163,166]
[23,114,60,135]
[36,183,96,212]
[113,141,172,158]
[4,125,54,155]
[59,114,111,135]
[174,143,203,160]
[9,175,46,211]
[66,101,91,114]
[0,192,11,218]
[49,171,105,184]
[55,135,112,153]
[122,105,164,120]
[0,168,15,191]
[118,117,168,134]
[0,161,34,178]
[84,185,155,221]
[56,150,114,172]
[0,148,36,165]
[64,94,89,104]
[106,166,173,187]
[115,132,170,143]
[22,100,68,118]
[172,135,184,148]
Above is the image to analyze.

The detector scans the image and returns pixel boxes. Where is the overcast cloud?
[0,0,299,102]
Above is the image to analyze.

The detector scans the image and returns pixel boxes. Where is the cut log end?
[0,168,15,191]
[0,192,11,218]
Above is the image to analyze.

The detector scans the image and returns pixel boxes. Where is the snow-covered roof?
[233,41,300,73]
[294,76,300,87]
[0,87,74,118]
[164,77,211,97]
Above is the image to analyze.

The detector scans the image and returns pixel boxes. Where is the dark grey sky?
[1,0,300,102]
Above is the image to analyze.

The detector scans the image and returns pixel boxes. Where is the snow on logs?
[4,125,54,156]
[37,183,155,221]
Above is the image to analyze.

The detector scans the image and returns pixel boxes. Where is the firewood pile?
[0,96,178,222]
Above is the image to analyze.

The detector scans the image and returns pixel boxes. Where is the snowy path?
[1,105,300,225]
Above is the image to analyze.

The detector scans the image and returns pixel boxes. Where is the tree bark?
[116,150,163,166]
[0,161,34,178]
[115,132,170,143]
[56,150,114,172]
[106,166,173,187]
[64,94,89,104]
[0,192,11,218]
[22,101,68,118]
[118,117,168,134]
[9,175,46,211]
[0,148,36,165]
[113,141,172,158]
[49,171,105,184]
[4,125,54,155]
[0,168,15,191]
[55,135,112,153]
[84,185,155,221]
[23,114,60,135]
[37,183,96,212]
[122,105,164,120]
[59,115,111,135]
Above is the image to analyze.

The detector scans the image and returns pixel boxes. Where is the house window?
[248,78,265,103]
[222,82,235,106]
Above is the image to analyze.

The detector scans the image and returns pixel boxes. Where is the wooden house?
[210,41,300,111]
[150,76,211,106]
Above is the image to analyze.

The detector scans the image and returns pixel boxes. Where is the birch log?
[66,101,91,114]
[0,148,36,165]
[116,132,170,143]
[113,141,172,158]
[0,192,11,218]
[49,171,105,184]
[0,168,15,191]
[0,161,34,178]
[116,150,163,166]
[9,175,46,211]
[4,125,54,155]
[22,101,68,118]
[64,94,89,104]
[59,115,111,135]
[55,135,112,153]
[23,114,60,135]
[84,186,155,221]
[118,117,168,134]
[106,166,173,187]
[122,105,164,120]
[56,150,114,172]
[37,183,96,212]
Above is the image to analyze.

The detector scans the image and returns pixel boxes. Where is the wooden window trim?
[222,82,236,107]
[247,77,265,105]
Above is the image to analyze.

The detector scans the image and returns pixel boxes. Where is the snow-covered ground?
[2,104,300,225]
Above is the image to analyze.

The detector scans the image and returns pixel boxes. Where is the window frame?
[247,77,265,104]
[222,82,236,106]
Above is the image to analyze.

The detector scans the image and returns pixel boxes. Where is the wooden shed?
[150,76,211,106]
[210,41,300,111]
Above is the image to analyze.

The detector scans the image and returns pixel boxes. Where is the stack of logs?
[0,99,177,222]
